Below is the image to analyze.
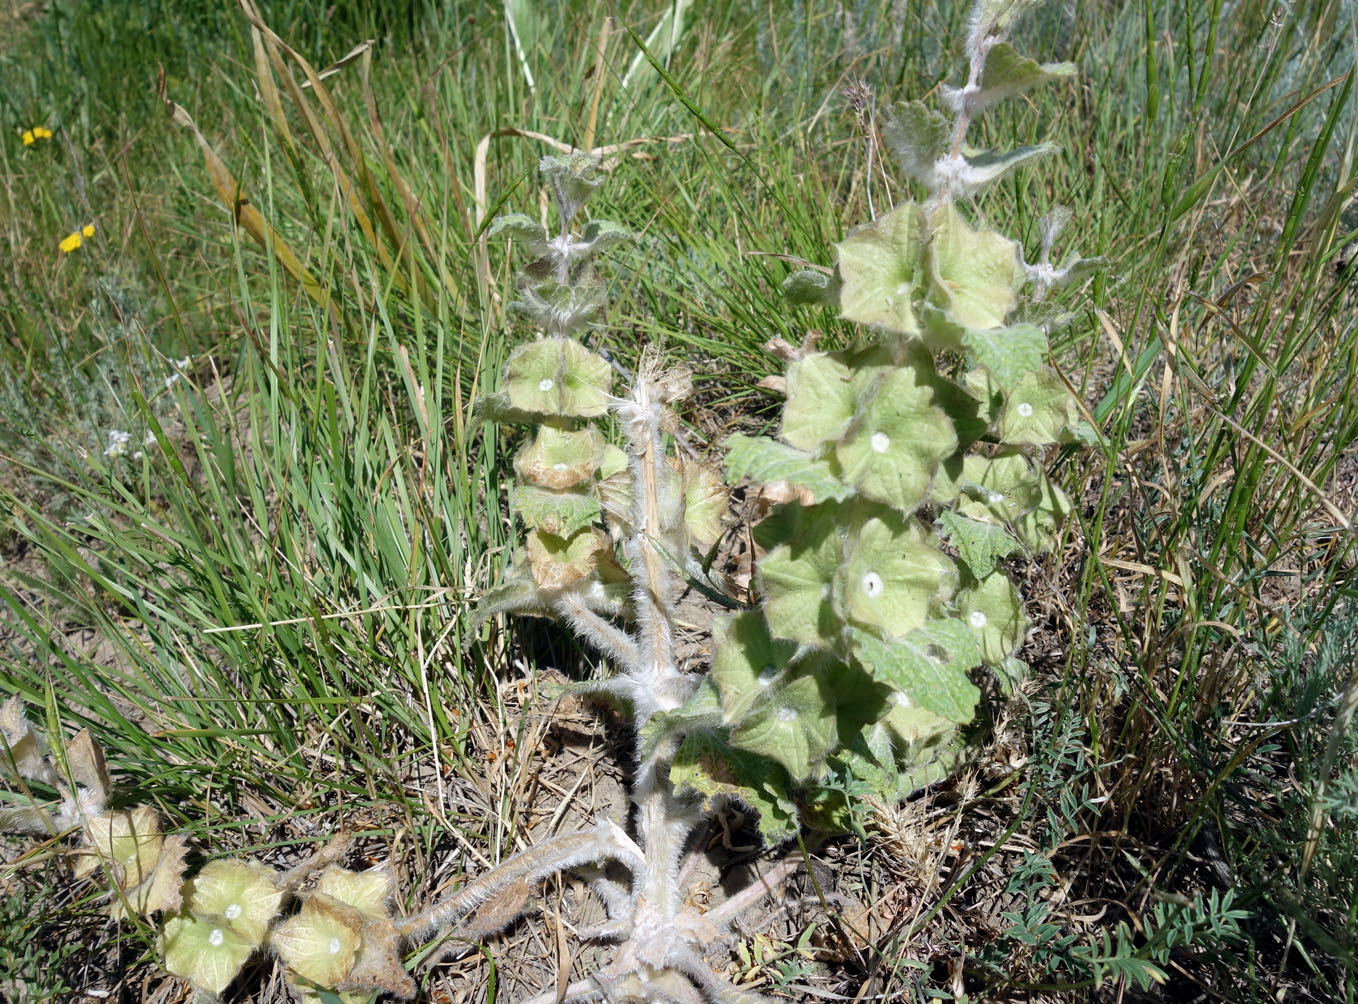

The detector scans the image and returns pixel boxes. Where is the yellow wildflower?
[22,131,34,145]
[59,232,83,253]
[82,223,95,238]
[35,127,52,139]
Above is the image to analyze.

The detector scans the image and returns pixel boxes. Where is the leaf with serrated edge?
[781,352,856,450]
[964,43,1075,112]
[512,485,600,537]
[836,514,955,640]
[723,434,852,503]
[882,102,950,188]
[850,621,981,724]
[161,913,255,994]
[526,527,610,590]
[683,461,727,551]
[997,368,1078,445]
[730,669,837,780]
[836,201,928,334]
[926,204,1022,330]
[65,728,109,803]
[977,0,1044,39]
[271,893,363,988]
[639,677,724,761]
[955,143,1060,197]
[514,426,603,490]
[186,859,282,947]
[711,611,793,722]
[580,218,632,251]
[113,834,188,919]
[835,365,957,513]
[0,697,56,785]
[489,212,548,249]
[959,572,1029,664]
[782,268,839,307]
[85,807,163,888]
[670,732,799,843]
[758,504,845,647]
[316,866,393,923]
[961,322,1047,390]
[937,510,1020,580]
[503,338,612,418]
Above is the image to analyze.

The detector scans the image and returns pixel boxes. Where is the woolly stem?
[552,592,640,668]
[397,819,643,940]
[702,852,804,932]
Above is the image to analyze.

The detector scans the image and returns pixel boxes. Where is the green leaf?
[161,913,256,994]
[525,527,610,590]
[997,369,1080,445]
[926,204,1023,330]
[639,677,725,760]
[937,509,1021,580]
[711,612,798,725]
[730,669,838,780]
[503,338,612,418]
[671,732,799,843]
[956,450,1040,526]
[514,426,604,489]
[758,504,845,648]
[271,894,363,988]
[882,101,951,188]
[1013,471,1071,552]
[836,513,955,640]
[961,322,1048,390]
[880,691,957,759]
[849,620,982,724]
[958,572,1029,664]
[834,364,958,513]
[781,352,856,450]
[723,434,852,503]
[512,485,600,537]
[683,461,727,551]
[580,218,633,251]
[186,859,282,947]
[540,152,601,224]
[315,866,394,923]
[956,451,1070,552]
[976,0,1044,41]
[963,43,1076,112]
[957,143,1061,195]
[489,212,548,250]
[781,268,840,307]
[835,201,928,334]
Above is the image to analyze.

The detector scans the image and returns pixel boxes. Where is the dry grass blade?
[160,83,335,321]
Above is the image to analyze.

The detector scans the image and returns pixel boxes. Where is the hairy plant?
[0,2,1102,1001]
[447,1,1101,1000]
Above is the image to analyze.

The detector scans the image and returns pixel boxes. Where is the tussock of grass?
[1,1,1357,1001]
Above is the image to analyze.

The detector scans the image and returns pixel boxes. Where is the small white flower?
[861,572,884,598]
[969,610,988,629]
[776,707,797,723]
[163,371,182,389]
[1016,402,1034,417]
[208,928,224,947]
[103,429,131,458]
[870,431,890,454]
[173,356,190,370]
[538,377,555,392]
